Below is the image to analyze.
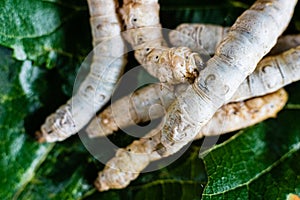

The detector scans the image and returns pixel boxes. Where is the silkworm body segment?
[37,0,127,142]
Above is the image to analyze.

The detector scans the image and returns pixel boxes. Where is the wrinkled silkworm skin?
[169,23,300,56]
[169,24,229,55]
[120,1,165,50]
[87,45,300,137]
[230,46,300,102]
[94,128,162,191]
[86,83,186,137]
[269,34,300,55]
[121,0,160,30]
[36,0,127,142]
[160,0,297,156]
[121,0,204,84]
[198,88,287,138]
[135,46,204,83]
[94,88,288,191]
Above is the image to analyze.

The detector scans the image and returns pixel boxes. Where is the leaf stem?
[285,104,300,109]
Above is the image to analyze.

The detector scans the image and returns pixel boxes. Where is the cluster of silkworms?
[36,0,300,192]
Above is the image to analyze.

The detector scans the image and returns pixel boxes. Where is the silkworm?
[230,45,300,102]
[287,194,300,200]
[269,34,300,55]
[94,88,288,191]
[160,0,297,156]
[36,0,127,142]
[86,83,184,137]
[121,0,205,84]
[169,24,229,55]
[169,23,300,55]
[86,45,300,137]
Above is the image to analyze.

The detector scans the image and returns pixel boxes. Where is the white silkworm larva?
[94,88,288,191]
[169,23,300,55]
[86,83,183,137]
[169,24,229,55]
[160,0,297,156]
[269,34,300,55]
[36,0,127,142]
[121,0,205,84]
[230,45,300,102]
[86,45,300,137]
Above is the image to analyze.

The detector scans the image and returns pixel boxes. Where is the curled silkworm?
[135,46,204,83]
[121,0,205,84]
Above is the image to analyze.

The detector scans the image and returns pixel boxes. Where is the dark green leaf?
[0,47,54,199]
[201,110,300,199]
[17,138,97,200]
[85,146,207,200]
[0,0,91,68]
[160,0,250,29]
